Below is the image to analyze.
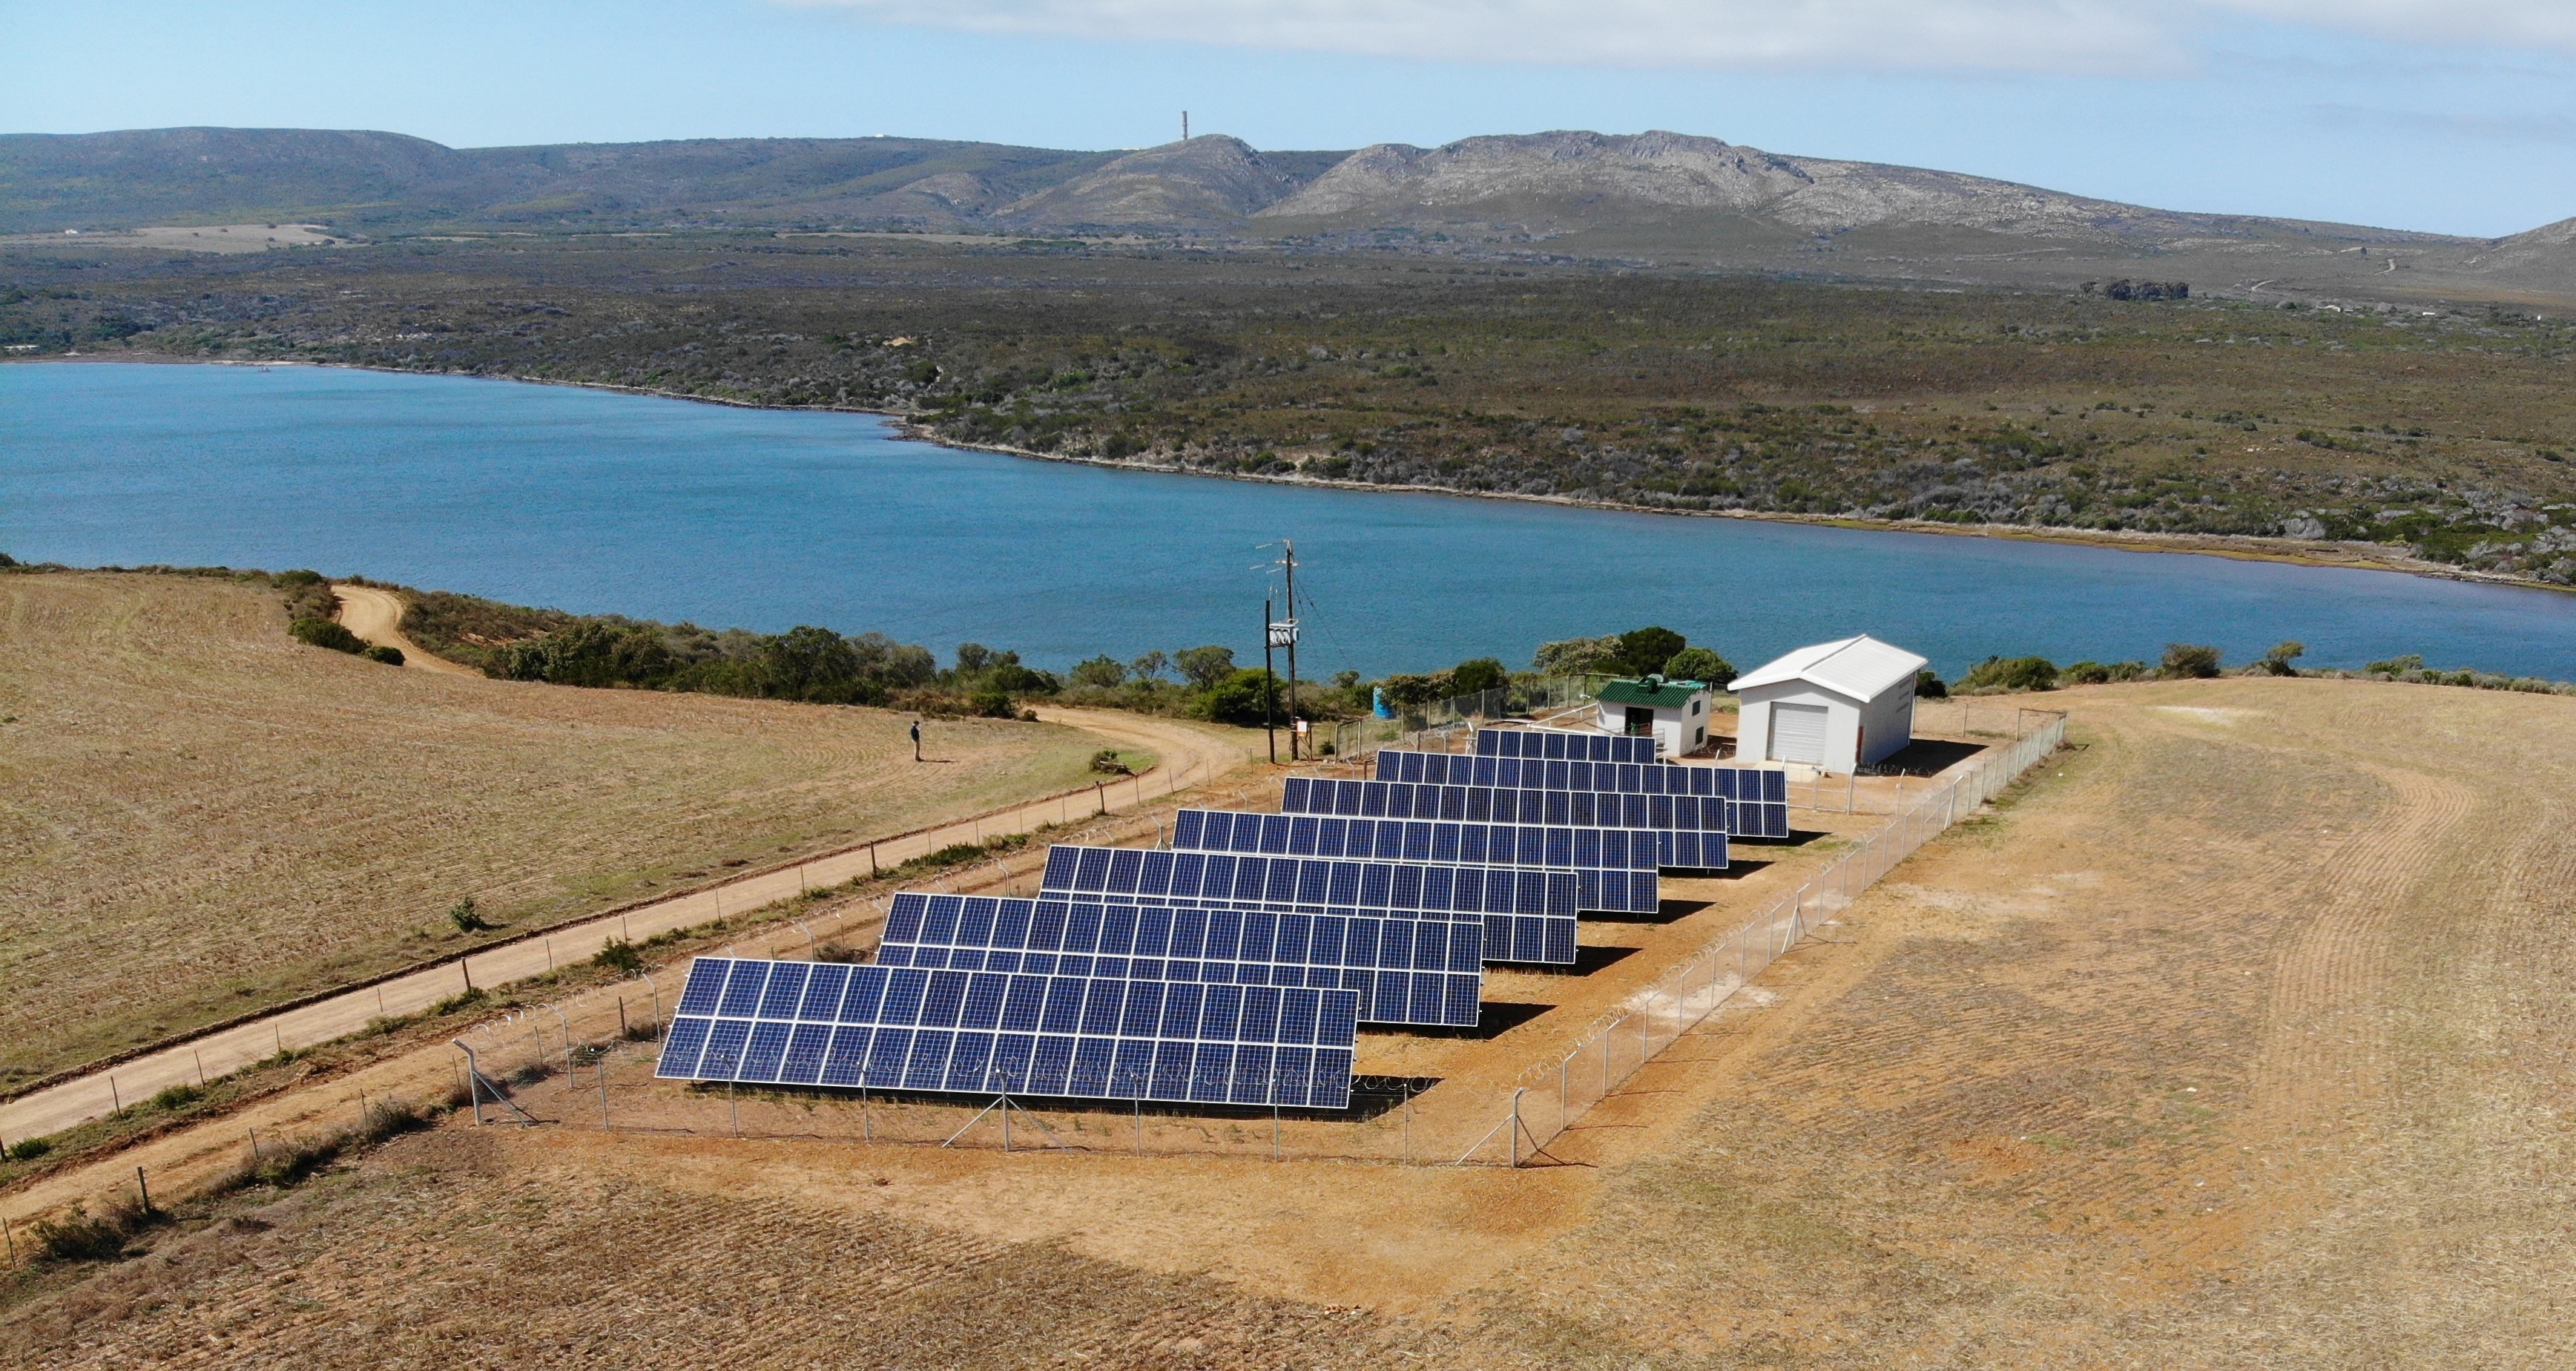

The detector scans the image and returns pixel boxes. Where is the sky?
[7,1,2576,237]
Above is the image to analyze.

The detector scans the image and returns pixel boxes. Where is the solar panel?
[1473,728,1658,765]
[1039,844,1581,964]
[1368,751,1791,838]
[1284,776,1730,835]
[1173,806,1711,895]
[876,891,1483,1028]
[655,956,1359,1109]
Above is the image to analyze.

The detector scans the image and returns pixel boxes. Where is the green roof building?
[1593,674,1714,756]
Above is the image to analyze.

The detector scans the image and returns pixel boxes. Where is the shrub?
[1913,668,1949,698]
[1957,656,2060,693]
[448,897,489,933]
[1202,668,1285,726]
[363,643,405,665]
[28,1199,159,1263]
[7,1136,53,1162]
[148,1082,201,1111]
[2366,653,2425,676]
[1614,626,1687,677]
[2161,642,2223,679]
[1175,645,1237,688]
[2256,640,2305,676]
[1532,634,1622,676]
[289,617,366,654]
[592,937,643,974]
[1662,647,1736,688]
[1449,657,1509,696]
[1069,655,1127,688]
[969,690,1017,717]
[1088,748,1133,775]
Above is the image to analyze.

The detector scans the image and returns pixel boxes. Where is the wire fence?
[435,708,2066,1168]
[1328,676,1600,760]
[1460,707,2069,1164]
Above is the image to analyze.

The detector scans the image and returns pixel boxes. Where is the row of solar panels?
[1282,777,1731,835]
[1476,728,1658,763]
[656,959,1357,1107]
[1371,750,1792,838]
[878,890,1488,1026]
[1176,807,1727,875]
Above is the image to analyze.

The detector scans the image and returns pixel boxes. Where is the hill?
[0,570,1101,1082]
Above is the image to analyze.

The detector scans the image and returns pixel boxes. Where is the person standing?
[910,718,922,761]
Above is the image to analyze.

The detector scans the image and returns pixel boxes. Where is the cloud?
[783,0,2576,74]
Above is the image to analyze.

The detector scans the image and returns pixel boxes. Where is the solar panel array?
[1372,749,1791,838]
[1476,728,1659,764]
[1041,843,1581,964]
[875,891,1482,1028]
[1284,776,1729,835]
[654,956,1357,1108]
[1173,808,1684,910]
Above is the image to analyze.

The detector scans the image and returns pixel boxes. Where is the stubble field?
[8,675,2575,1369]
[0,572,1102,1084]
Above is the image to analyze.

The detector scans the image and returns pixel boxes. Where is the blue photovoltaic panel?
[1172,807,1695,904]
[1366,752,1792,838]
[1039,844,1582,964]
[1280,777,1729,835]
[655,956,1359,1108]
[1474,728,1658,765]
[1196,803,1730,872]
[877,891,1483,1028]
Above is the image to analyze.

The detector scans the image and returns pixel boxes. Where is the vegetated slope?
[0,571,1099,1083]
[10,233,2575,583]
[16,125,2576,303]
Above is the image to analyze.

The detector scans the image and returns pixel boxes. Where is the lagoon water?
[7,361,2575,679]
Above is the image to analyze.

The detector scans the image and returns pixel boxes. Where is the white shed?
[1594,675,1716,757]
[1733,635,1928,774]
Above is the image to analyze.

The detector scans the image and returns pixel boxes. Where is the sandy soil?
[326,584,475,676]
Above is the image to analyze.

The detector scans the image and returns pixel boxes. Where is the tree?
[1449,657,1508,696]
[1377,673,1449,708]
[760,625,860,700]
[1532,634,1622,676]
[1130,649,1170,683]
[2258,640,2305,676]
[2161,642,2223,679]
[1914,667,1949,698]
[1957,656,2059,693]
[954,642,996,675]
[1175,645,1236,689]
[1615,626,1687,677]
[1070,655,1127,688]
[1200,668,1283,725]
[1661,646,1735,688]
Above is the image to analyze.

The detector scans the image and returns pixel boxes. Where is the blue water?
[7,361,2575,679]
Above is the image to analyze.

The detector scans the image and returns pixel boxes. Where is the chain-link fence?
[1328,676,1600,761]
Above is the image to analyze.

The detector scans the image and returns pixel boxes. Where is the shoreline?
[20,352,2571,599]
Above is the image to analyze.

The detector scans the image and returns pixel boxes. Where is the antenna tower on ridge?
[1182,111,1190,142]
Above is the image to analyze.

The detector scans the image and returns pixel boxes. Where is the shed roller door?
[1769,703,1828,766]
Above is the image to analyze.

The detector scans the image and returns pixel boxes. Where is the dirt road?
[328,583,478,676]
[0,707,1252,1148]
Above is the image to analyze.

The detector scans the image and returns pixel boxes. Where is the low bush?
[28,1198,162,1263]
[289,616,366,654]
[362,643,405,665]
[1957,655,2061,693]
[592,936,644,974]
[2161,642,2224,678]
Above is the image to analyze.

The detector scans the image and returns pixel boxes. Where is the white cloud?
[783,0,2576,74]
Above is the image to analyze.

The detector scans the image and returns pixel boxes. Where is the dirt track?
[326,583,478,675]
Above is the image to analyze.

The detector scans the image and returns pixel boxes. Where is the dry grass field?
[9,674,2576,1369]
[0,572,1103,1084]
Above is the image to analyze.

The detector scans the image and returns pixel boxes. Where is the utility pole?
[1182,111,1190,142]
[1262,596,1278,764]
[1280,539,1302,760]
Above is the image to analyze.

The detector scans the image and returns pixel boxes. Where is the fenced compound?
[441,708,2067,1167]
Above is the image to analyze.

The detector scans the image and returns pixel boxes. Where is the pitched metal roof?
[1598,676,1708,708]
[1730,635,1928,702]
